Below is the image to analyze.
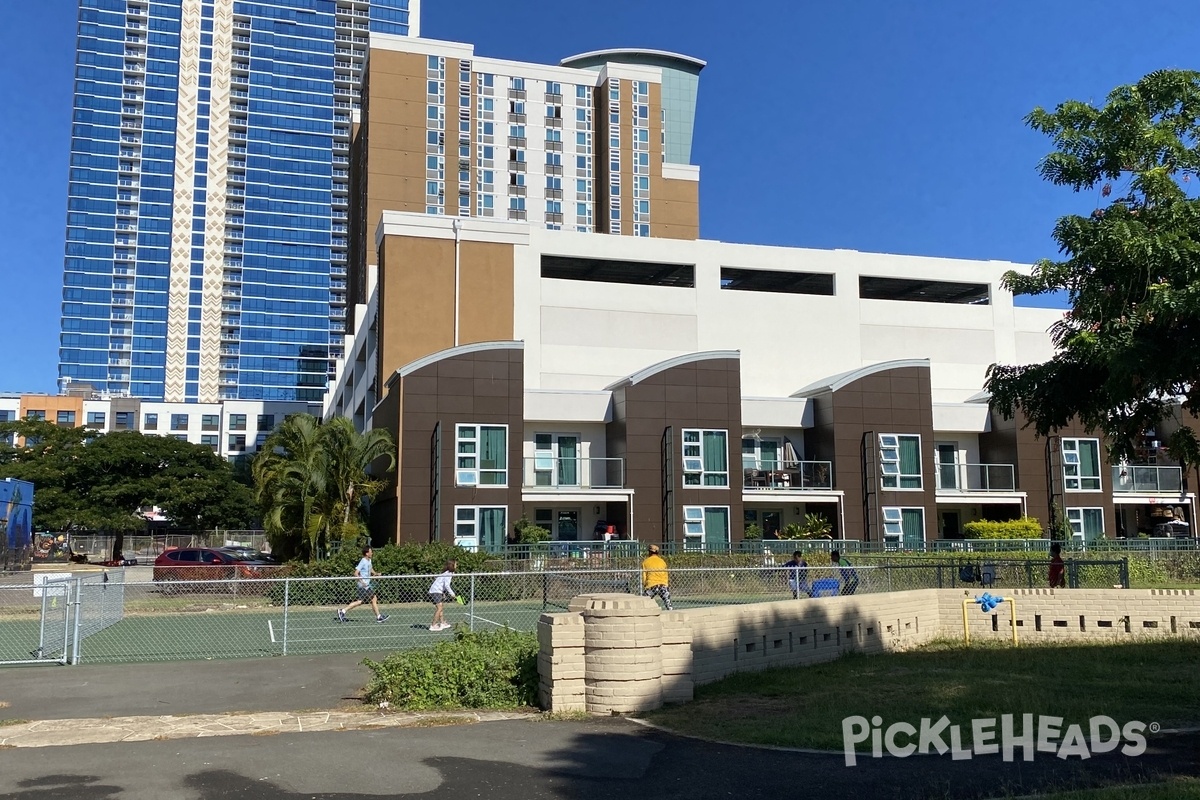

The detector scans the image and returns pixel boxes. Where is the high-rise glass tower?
[60,0,418,402]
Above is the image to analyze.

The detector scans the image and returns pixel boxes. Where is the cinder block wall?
[538,589,1200,713]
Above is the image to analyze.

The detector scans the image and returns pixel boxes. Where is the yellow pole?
[1007,598,1019,647]
[962,598,971,646]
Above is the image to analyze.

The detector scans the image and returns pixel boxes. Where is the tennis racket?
[455,595,465,605]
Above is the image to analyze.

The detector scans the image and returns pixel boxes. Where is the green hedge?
[961,517,1043,539]
[362,628,538,710]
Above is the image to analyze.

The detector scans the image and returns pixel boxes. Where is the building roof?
[790,359,931,397]
[604,350,739,390]
[560,48,707,71]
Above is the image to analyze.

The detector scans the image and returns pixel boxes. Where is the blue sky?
[2,0,1197,395]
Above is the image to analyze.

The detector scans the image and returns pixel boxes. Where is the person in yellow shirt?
[641,544,673,610]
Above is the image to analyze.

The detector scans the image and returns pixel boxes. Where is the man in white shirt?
[336,547,389,623]
[428,560,458,631]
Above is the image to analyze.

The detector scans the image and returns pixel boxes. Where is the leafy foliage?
[513,515,551,544]
[742,523,763,541]
[252,414,395,561]
[960,517,1044,539]
[0,419,254,535]
[362,628,539,710]
[986,70,1200,465]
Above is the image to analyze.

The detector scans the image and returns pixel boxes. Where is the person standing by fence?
[830,550,859,596]
[337,547,389,623]
[1048,542,1066,588]
[641,544,673,610]
[784,550,810,598]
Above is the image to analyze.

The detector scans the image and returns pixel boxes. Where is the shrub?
[362,628,539,710]
[513,515,551,544]
[961,517,1043,540]
[743,524,763,541]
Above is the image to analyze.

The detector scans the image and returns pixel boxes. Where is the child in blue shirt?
[336,547,389,623]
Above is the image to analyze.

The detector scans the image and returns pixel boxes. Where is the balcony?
[1112,465,1183,493]
[522,457,625,490]
[743,460,834,491]
[935,463,1017,493]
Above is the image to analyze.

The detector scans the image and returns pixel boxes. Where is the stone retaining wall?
[537,588,1200,713]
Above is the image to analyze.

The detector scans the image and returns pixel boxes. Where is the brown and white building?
[325,34,1198,550]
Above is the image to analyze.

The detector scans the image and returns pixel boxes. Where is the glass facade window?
[455,424,507,486]
[682,429,728,486]
[57,411,77,427]
[170,413,188,431]
[143,412,158,430]
[682,506,730,551]
[454,506,507,552]
[257,413,274,431]
[114,411,133,430]
[202,414,219,431]
[1062,438,1102,491]
[880,434,922,489]
[86,411,106,427]
[60,1,412,402]
[229,414,246,431]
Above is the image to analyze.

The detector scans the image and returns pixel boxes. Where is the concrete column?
[572,593,663,714]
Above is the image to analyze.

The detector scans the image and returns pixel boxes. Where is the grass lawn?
[645,639,1200,753]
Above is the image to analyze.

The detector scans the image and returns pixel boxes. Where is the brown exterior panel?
[375,346,524,544]
[607,357,742,544]
[650,176,700,239]
[377,234,456,383]
[457,240,515,344]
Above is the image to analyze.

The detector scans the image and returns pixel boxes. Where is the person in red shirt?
[1048,542,1066,588]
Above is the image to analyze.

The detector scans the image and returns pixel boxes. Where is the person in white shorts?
[428,560,457,631]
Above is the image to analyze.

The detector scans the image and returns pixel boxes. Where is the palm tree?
[252,414,395,561]
[253,414,327,561]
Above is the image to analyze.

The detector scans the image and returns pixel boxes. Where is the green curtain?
[1082,508,1104,541]
[480,508,507,552]
[900,508,924,548]
[704,507,730,549]
[702,431,728,486]
[759,440,779,471]
[480,426,506,484]
[557,437,578,486]
[899,437,921,489]
[1080,441,1099,486]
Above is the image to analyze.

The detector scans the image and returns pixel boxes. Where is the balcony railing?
[1112,465,1183,493]
[521,457,625,489]
[742,460,834,491]
[935,463,1017,492]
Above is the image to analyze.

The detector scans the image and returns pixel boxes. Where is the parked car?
[218,546,280,565]
[153,547,276,585]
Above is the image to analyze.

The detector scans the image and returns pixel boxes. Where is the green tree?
[0,420,255,561]
[252,414,395,562]
[986,70,1200,467]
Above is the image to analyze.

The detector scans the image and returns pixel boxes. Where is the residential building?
[60,0,419,404]
[0,391,318,461]
[325,37,1197,550]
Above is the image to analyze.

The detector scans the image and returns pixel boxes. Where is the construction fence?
[0,558,1127,667]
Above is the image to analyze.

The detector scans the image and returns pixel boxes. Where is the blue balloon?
[974,592,1006,613]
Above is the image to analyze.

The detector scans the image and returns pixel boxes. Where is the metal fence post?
[1120,558,1130,589]
[70,578,84,666]
[936,565,944,589]
[282,578,290,656]
[1025,560,1034,589]
[470,573,476,632]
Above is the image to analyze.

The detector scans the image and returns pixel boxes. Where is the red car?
[153,547,274,584]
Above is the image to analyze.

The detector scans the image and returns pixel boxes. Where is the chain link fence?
[0,559,1127,666]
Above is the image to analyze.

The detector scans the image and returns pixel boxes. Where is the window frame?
[455,423,508,487]
[879,433,923,490]
[682,428,729,487]
[170,413,189,431]
[882,506,925,546]
[453,505,508,552]
[1062,438,1102,491]
[681,505,731,551]
[143,413,158,430]
[1066,507,1105,540]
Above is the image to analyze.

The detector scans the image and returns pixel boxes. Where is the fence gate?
[0,576,73,666]
[70,570,126,665]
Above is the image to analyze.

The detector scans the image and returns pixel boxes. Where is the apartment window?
[1067,507,1105,541]
[56,411,76,426]
[741,437,782,471]
[682,506,730,551]
[143,413,158,430]
[170,414,188,431]
[200,435,219,451]
[228,434,246,451]
[882,507,925,547]
[202,414,220,431]
[0,410,12,445]
[682,429,729,487]
[1062,438,1102,491]
[454,506,507,552]
[257,414,275,431]
[171,434,188,442]
[26,410,46,421]
[86,412,106,428]
[114,411,133,430]
[456,424,508,486]
[880,434,922,489]
[229,414,247,431]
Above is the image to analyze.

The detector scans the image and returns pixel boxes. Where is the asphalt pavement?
[1,656,1199,799]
